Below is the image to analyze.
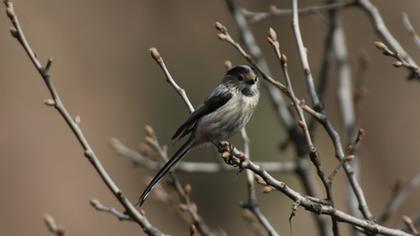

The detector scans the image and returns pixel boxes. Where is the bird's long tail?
[137,135,195,206]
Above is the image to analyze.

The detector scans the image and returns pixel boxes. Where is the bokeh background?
[0,0,419,235]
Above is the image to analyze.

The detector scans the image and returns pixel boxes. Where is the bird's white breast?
[195,90,259,144]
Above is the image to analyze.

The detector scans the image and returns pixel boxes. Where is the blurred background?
[0,0,419,235]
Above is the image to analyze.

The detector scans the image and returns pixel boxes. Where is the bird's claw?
[218,141,233,153]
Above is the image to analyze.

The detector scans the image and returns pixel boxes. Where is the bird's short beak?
[246,74,257,85]
[246,79,255,85]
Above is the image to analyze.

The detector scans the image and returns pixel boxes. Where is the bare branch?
[149,48,194,113]
[240,129,279,236]
[111,137,298,173]
[90,199,131,221]
[402,215,419,236]
[229,154,412,236]
[380,173,420,224]
[142,125,213,236]
[3,2,163,235]
[402,13,420,50]
[242,1,355,23]
[44,214,65,236]
[290,0,373,221]
[356,0,420,79]
[223,2,331,234]
[268,26,339,236]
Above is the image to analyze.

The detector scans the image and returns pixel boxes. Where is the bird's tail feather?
[137,135,195,206]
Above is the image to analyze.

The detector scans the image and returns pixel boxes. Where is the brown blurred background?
[1,0,419,235]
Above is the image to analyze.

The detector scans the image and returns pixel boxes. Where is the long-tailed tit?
[138,65,260,206]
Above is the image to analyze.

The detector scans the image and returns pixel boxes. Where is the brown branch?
[242,1,355,23]
[3,1,163,235]
[44,214,65,236]
[356,0,420,79]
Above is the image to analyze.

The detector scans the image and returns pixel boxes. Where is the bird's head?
[223,65,259,93]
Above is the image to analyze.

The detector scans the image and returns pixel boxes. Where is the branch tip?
[144,125,155,138]
[44,99,55,107]
[268,27,277,42]
[374,41,386,51]
[149,47,161,61]
[224,60,232,70]
[215,21,227,33]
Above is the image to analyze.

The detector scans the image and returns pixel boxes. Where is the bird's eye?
[238,75,243,81]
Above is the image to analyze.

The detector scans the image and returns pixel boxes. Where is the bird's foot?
[217,141,233,153]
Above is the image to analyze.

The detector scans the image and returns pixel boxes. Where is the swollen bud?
[261,186,273,193]
[215,21,226,33]
[393,61,403,68]
[138,143,151,157]
[184,184,192,195]
[268,27,277,42]
[74,115,81,124]
[9,27,18,38]
[402,215,413,225]
[149,47,161,61]
[6,7,15,19]
[374,41,386,51]
[224,60,232,70]
[346,155,355,161]
[145,125,155,138]
[178,203,188,212]
[44,99,55,106]
[217,33,228,41]
[281,54,288,65]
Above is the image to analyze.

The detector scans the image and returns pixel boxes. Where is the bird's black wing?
[171,90,233,140]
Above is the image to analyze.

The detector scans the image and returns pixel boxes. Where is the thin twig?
[268,27,339,236]
[242,1,355,23]
[3,1,163,235]
[150,48,194,113]
[223,2,329,234]
[327,2,365,235]
[379,173,420,224]
[90,199,132,221]
[111,137,298,173]
[44,214,65,236]
[217,19,373,221]
[356,0,420,79]
[402,216,419,236]
[402,13,420,50]
[229,155,412,236]
[401,213,420,233]
[148,25,410,236]
[144,124,213,236]
[240,129,279,236]
[290,0,374,221]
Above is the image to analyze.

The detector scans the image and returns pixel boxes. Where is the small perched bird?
[138,65,260,206]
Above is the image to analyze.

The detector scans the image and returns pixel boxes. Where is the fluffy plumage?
[137,65,260,206]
